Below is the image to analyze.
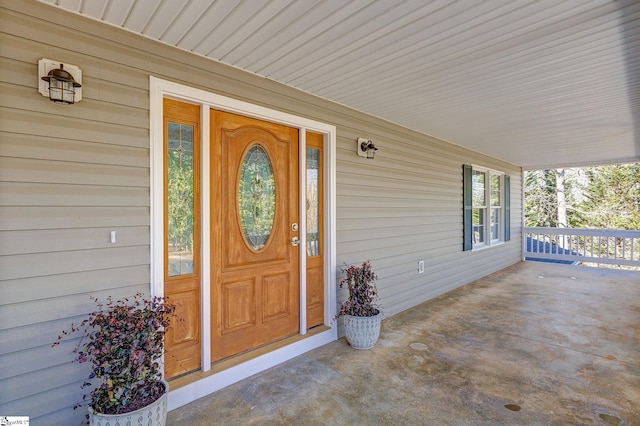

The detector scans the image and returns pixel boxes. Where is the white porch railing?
[524,227,640,268]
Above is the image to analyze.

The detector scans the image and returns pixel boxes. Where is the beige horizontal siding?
[0,265,150,305]
[0,206,149,230]
[0,107,149,148]
[1,1,522,424]
[1,182,149,206]
[0,246,150,282]
[1,133,148,167]
[0,227,148,256]
[0,290,151,336]
[1,339,81,381]
[0,83,148,128]
[0,157,148,186]
[2,378,85,420]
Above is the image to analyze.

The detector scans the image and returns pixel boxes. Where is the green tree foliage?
[525,164,640,230]
[573,164,640,230]
[168,153,194,252]
[167,125,194,253]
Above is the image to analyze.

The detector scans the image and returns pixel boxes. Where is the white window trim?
[472,165,505,250]
[149,76,337,411]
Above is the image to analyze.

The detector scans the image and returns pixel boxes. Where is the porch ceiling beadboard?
[36,0,640,169]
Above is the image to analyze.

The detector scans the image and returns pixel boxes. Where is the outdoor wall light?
[38,58,82,104]
[357,137,378,159]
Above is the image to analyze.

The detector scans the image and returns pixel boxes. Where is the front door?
[210,110,300,362]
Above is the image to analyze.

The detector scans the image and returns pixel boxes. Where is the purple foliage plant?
[52,293,175,417]
[335,260,381,318]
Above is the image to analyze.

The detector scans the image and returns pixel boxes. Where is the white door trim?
[149,76,337,411]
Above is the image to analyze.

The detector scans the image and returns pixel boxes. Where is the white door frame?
[149,76,337,411]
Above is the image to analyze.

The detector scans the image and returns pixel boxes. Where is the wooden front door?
[210,110,300,362]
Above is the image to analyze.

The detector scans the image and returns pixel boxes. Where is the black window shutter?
[463,164,472,251]
[504,175,511,241]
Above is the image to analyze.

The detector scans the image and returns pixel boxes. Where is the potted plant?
[335,260,382,349]
[52,292,175,425]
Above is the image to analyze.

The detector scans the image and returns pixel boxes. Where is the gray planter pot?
[344,313,381,349]
[89,380,168,426]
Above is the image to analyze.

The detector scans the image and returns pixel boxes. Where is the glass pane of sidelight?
[167,122,195,276]
[306,147,320,257]
[238,145,276,250]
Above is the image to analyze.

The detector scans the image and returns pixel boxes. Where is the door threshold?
[168,325,330,392]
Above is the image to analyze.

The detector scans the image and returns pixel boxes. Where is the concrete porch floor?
[167,261,640,425]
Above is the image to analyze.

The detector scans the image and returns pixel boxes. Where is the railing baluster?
[523,227,640,268]
[599,236,603,258]
[568,234,572,256]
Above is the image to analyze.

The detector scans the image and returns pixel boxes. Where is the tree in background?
[525,164,639,230]
[524,168,583,228]
[573,164,640,230]
[524,170,557,227]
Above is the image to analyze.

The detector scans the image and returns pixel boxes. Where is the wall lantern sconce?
[38,58,82,104]
[357,137,378,159]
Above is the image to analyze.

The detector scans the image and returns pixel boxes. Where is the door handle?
[290,236,300,246]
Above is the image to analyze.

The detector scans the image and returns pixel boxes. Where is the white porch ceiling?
[40,0,639,169]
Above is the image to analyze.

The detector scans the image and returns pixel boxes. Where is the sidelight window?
[167,122,196,276]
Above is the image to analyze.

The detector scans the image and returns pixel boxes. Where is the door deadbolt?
[291,223,299,232]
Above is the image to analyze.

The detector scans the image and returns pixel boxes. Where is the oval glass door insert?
[238,144,276,250]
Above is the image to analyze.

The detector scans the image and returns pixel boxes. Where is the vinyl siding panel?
[0,107,149,149]
[0,157,148,186]
[0,206,149,230]
[0,227,148,256]
[1,133,148,167]
[2,183,148,209]
[3,358,78,422]
[0,265,150,305]
[0,1,522,424]
[0,246,150,282]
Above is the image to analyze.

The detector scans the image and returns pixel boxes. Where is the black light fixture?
[38,59,82,104]
[41,64,81,104]
[357,137,378,159]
